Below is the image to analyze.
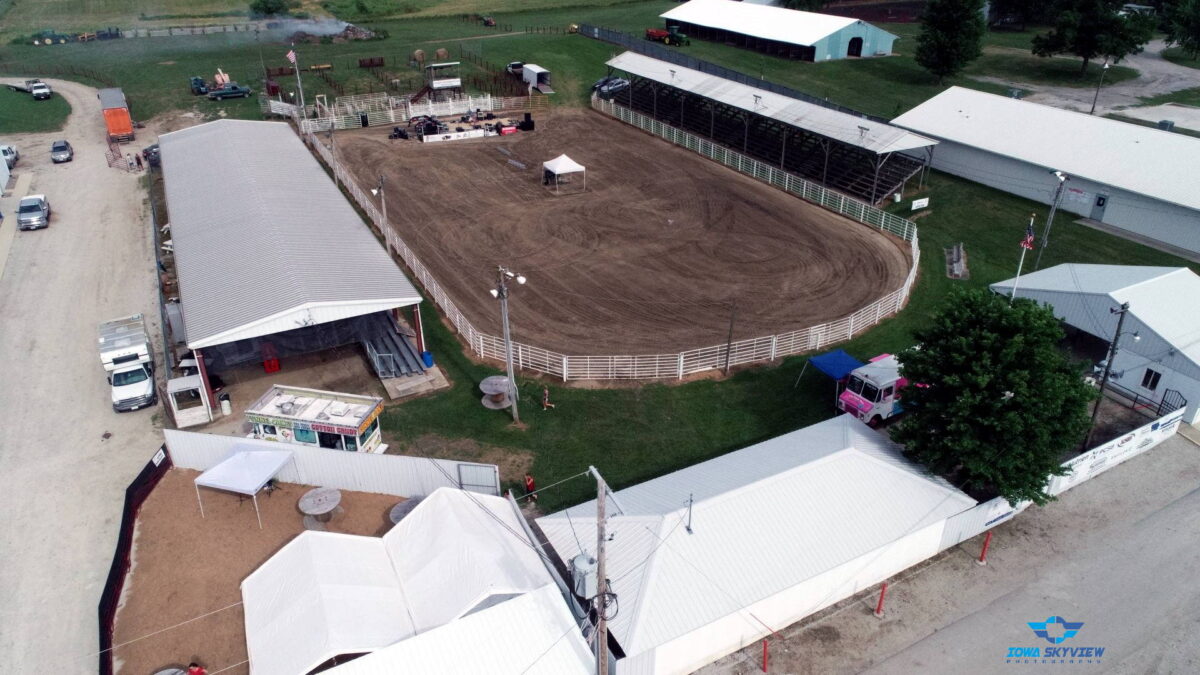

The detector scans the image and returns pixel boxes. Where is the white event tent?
[241,487,586,675]
[542,154,586,193]
[194,447,294,529]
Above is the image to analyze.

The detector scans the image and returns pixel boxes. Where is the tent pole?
[196,484,205,518]
[254,495,263,529]
[792,361,809,389]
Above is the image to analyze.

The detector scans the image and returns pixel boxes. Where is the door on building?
[1090,193,1109,221]
[847,37,864,58]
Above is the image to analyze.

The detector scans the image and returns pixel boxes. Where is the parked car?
[141,144,160,168]
[505,61,524,76]
[1,144,18,169]
[597,77,630,99]
[206,82,252,100]
[49,140,73,163]
[16,195,51,230]
[189,76,209,95]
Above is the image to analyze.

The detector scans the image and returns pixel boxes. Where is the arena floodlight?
[516,275,527,285]
[490,289,499,298]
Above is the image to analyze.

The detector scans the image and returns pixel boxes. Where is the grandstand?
[605,51,936,205]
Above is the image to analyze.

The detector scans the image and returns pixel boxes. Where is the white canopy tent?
[241,488,562,674]
[194,448,294,529]
[542,154,586,193]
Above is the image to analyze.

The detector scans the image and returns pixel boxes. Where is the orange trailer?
[98,88,134,143]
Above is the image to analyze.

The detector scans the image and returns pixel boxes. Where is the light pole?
[1089,60,1111,115]
[1083,302,1139,449]
[375,174,387,227]
[1034,171,1068,271]
[490,266,526,423]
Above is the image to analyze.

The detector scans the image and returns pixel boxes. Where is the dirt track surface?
[0,79,160,672]
[336,109,910,355]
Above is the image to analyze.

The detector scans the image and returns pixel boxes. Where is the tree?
[889,288,1096,506]
[915,0,987,84]
[1031,0,1155,74]
[1166,0,1200,59]
[249,0,291,18]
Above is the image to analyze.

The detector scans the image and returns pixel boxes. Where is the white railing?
[304,103,920,381]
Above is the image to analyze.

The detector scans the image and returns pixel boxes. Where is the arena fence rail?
[303,103,919,381]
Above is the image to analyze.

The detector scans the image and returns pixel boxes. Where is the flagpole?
[291,43,307,121]
[1011,213,1036,304]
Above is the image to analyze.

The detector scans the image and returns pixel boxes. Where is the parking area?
[0,78,163,672]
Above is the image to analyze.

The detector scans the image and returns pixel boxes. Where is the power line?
[519,615,592,675]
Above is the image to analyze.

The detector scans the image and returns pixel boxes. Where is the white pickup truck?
[99,314,157,412]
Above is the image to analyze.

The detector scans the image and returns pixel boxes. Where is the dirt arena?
[336,109,911,355]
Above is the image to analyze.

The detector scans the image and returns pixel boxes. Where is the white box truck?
[99,314,157,412]
[522,64,553,94]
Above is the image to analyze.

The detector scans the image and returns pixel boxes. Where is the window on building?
[261,424,277,436]
[343,434,358,452]
[1141,368,1162,391]
[293,428,317,444]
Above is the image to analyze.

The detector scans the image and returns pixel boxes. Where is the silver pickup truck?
[16,195,51,230]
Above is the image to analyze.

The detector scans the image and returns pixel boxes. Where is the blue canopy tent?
[794,349,865,405]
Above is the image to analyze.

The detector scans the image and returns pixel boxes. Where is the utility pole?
[491,267,526,424]
[377,174,387,227]
[1089,60,1111,115]
[1083,302,1131,449]
[1035,171,1068,271]
[595,468,609,675]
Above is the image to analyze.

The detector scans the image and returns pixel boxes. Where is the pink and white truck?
[838,354,908,427]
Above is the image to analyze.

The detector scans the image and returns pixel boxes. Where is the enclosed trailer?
[521,64,554,94]
[98,88,134,143]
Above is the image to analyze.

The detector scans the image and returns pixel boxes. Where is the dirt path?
[975,40,1200,114]
[0,78,162,673]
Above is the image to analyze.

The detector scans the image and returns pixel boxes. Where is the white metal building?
[991,264,1200,425]
[537,414,976,675]
[891,87,1200,255]
[662,0,898,61]
[241,488,589,674]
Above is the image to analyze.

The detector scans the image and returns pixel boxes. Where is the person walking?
[524,473,537,502]
[541,386,555,411]
[135,153,144,171]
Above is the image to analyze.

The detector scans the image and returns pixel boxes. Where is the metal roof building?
[662,0,898,61]
[990,264,1200,424]
[892,87,1200,255]
[160,119,421,350]
[538,414,976,675]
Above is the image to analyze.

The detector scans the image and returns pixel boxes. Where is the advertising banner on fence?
[1048,409,1184,496]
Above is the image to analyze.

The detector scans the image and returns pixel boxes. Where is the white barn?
[537,414,976,675]
[991,264,1200,426]
[891,87,1200,256]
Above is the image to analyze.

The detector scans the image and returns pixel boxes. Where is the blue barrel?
[421,351,434,368]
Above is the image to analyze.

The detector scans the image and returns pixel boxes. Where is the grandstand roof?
[607,51,936,154]
[662,0,893,47]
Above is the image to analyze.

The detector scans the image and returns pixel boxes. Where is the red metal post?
[874,582,888,618]
[193,349,217,411]
[977,531,993,566]
[761,639,768,673]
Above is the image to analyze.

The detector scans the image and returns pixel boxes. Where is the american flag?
[286,49,297,65]
[1020,221,1035,250]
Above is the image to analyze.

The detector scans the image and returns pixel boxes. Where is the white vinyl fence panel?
[299,98,921,381]
[164,430,500,497]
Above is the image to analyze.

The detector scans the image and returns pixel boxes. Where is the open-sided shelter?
[542,154,587,194]
[194,448,294,529]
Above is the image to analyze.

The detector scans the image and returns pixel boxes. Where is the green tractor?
[644,26,691,46]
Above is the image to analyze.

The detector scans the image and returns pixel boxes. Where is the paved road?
[0,79,161,673]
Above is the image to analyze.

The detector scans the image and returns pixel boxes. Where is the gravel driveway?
[0,78,161,673]
[974,40,1200,114]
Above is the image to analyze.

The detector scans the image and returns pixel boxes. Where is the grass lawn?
[0,86,71,133]
[1163,46,1200,70]
[1139,87,1200,107]
[379,168,1199,512]
[964,53,1139,87]
[0,0,253,36]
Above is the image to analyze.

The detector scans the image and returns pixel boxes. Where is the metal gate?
[1159,389,1187,417]
[457,462,501,496]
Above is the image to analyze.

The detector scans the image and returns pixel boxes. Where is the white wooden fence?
[937,406,1186,551]
[294,93,527,133]
[303,100,921,381]
[164,430,501,497]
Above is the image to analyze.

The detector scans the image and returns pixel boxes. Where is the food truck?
[837,354,908,427]
[246,385,386,453]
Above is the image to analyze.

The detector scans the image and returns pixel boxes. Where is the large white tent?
[538,414,976,674]
[542,154,586,193]
[241,488,573,675]
[194,448,294,529]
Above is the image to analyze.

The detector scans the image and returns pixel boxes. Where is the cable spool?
[479,375,514,410]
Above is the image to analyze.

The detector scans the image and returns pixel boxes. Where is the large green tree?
[915,0,988,84]
[1032,0,1155,74]
[781,0,829,10]
[1166,0,1200,59]
[889,288,1096,506]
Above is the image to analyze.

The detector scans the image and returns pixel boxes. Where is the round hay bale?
[412,48,425,64]
[434,47,449,60]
